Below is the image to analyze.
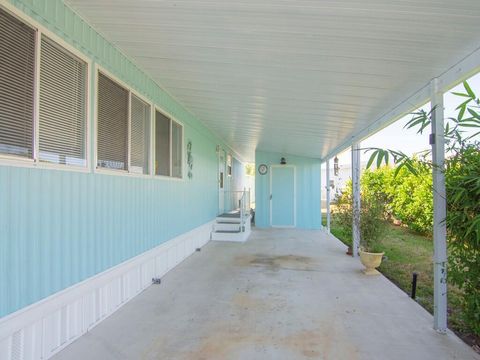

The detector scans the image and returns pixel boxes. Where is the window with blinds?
[155,110,171,176]
[172,120,183,178]
[130,94,150,174]
[97,73,129,170]
[0,8,36,158]
[39,36,87,166]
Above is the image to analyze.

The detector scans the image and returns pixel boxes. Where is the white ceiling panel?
[67,0,480,161]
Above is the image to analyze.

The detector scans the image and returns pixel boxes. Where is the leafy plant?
[333,181,385,253]
[445,145,480,334]
[365,80,480,335]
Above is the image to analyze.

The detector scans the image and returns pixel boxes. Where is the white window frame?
[153,106,185,181]
[0,3,91,173]
[94,65,153,177]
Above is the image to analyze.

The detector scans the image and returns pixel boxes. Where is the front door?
[218,149,226,214]
[270,165,295,227]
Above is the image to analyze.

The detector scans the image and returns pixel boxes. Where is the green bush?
[333,181,385,253]
[388,161,433,235]
[446,145,480,334]
[360,164,433,235]
[361,167,394,219]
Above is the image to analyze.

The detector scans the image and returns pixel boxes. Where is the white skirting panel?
[0,221,213,360]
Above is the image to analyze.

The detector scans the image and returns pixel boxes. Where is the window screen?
[172,121,182,178]
[155,110,170,176]
[97,73,129,170]
[130,94,150,174]
[39,36,87,166]
[0,8,35,158]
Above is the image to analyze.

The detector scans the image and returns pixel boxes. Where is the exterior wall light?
[280,157,287,165]
[333,156,339,176]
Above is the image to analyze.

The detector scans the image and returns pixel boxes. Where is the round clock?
[258,164,268,175]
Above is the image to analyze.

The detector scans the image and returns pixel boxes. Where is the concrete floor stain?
[235,253,318,272]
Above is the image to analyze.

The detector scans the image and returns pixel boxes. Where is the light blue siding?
[0,0,227,318]
[255,150,321,229]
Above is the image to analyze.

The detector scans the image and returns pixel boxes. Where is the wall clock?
[258,164,268,175]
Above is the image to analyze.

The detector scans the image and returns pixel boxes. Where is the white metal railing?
[219,190,250,232]
[221,190,250,215]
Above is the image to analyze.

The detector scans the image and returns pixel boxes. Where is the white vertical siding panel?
[0,335,11,360]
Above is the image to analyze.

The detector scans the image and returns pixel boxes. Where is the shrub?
[333,181,385,253]
[388,161,433,235]
[360,167,394,220]
[357,164,433,235]
[446,145,480,334]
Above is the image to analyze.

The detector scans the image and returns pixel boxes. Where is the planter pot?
[346,246,353,256]
[359,250,384,275]
[392,218,402,226]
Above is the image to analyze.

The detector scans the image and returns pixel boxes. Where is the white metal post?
[326,159,331,232]
[319,162,323,229]
[351,143,361,257]
[431,78,447,333]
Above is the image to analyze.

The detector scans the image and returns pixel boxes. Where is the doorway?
[218,148,226,214]
[270,165,295,227]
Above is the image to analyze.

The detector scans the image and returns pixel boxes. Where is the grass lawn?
[323,214,477,348]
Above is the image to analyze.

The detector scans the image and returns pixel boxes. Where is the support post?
[431,78,447,333]
[351,143,361,258]
[326,159,331,232]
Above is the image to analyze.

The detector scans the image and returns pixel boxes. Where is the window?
[97,71,152,174]
[0,8,36,158]
[155,110,170,176]
[0,8,89,167]
[39,35,87,166]
[130,94,150,174]
[227,154,232,176]
[154,110,183,178]
[97,73,129,170]
[171,121,183,178]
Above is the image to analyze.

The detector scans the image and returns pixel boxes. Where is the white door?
[218,149,226,214]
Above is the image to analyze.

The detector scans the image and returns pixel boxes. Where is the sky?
[334,72,480,165]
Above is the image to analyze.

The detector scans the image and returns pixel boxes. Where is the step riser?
[211,230,250,242]
[214,223,242,232]
[216,217,241,224]
[211,214,251,242]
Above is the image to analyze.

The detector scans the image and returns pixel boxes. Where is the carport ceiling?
[67,0,480,161]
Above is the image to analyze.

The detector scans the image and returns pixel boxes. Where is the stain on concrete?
[235,254,319,272]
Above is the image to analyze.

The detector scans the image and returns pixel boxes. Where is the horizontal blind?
[155,110,170,176]
[130,94,150,174]
[97,73,129,170]
[0,8,35,158]
[172,121,182,178]
[39,35,87,166]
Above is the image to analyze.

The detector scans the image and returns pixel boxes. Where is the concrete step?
[216,217,241,224]
[213,223,242,232]
[216,214,250,224]
[211,229,251,242]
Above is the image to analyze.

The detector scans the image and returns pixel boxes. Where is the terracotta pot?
[359,250,384,275]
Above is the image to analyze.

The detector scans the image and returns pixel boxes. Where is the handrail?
[220,190,250,228]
